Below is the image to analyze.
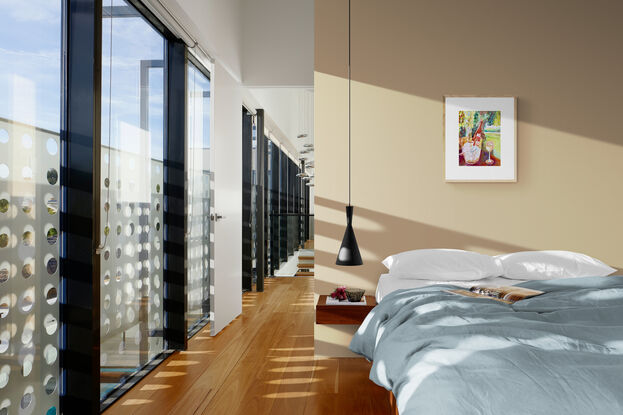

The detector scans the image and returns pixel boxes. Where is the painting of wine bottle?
[444,96,516,182]
[458,110,501,166]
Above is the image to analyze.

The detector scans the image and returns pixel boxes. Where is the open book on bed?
[444,286,544,304]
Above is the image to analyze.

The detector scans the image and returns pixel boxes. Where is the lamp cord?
[348,0,351,207]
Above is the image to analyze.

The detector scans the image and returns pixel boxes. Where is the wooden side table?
[315,295,377,325]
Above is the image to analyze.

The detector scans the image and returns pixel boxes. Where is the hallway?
[104,277,390,414]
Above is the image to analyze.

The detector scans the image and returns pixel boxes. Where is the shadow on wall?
[314,196,540,294]
[315,0,623,147]
[314,196,623,293]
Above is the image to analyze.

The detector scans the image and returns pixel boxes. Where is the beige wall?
[314,0,623,356]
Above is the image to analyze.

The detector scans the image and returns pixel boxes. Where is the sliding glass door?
[242,109,253,291]
[0,2,62,414]
[0,0,213,409]
[186,59,211,335]
[251,118,258,285]
[243,111,265,289]
[267,139,275,275]
[269,140,280,274]
[99,0,165,399]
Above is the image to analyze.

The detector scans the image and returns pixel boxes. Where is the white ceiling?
[241,0,315,170]
[249,87,314,161]
[239,0,315,166]
[241,0,314,87]
[165,0,315,165]
[166,0,313,87]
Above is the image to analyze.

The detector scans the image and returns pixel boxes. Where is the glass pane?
[0,1,62,414]
[269,141,281,274]
[266,138,272,273]
[279,150,287,263]
[251,122,257,283]
[186,62,211,334]
[99,0,165,400]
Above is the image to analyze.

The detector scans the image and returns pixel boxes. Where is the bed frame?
[389,390,398,415]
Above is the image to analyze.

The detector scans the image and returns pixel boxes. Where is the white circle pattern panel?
[0,121,60,412]
[99,149,164,371]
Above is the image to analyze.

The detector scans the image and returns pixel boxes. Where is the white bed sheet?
[375,274,526,302]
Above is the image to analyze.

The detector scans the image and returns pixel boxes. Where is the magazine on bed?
[444,285,544,304]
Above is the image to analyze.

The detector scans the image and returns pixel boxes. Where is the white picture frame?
[444,96,517,182]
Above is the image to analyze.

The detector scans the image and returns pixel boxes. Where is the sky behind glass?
[0,0,62,133]
[0,0,196,160]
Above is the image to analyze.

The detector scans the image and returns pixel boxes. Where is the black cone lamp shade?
[336,206,363,266]
[335,0,363,266]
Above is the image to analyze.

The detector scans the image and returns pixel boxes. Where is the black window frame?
[62,0,190,412]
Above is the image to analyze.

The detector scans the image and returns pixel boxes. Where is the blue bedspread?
[350,276,623,414]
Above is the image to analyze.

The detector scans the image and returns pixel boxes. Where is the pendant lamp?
[336,0,363,266]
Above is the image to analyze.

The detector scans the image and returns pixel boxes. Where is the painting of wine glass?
[458,111,501,166]
[444,96,516,182]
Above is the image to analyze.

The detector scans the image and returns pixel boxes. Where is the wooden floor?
[104,277,390,415]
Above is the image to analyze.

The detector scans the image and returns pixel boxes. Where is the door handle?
[211,213,224,222]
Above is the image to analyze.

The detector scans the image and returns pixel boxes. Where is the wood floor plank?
[104,277,390,415]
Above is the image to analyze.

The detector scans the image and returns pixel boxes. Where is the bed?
[351,275,623,414]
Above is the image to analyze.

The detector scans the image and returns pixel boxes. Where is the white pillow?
[381,249,503,281]
[495,250,616,280]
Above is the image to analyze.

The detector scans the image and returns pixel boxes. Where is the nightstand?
[315,295,377,325]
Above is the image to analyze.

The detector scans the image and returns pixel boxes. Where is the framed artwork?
[444,96,516,182]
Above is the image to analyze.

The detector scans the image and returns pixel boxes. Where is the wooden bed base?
[389,390,398,415]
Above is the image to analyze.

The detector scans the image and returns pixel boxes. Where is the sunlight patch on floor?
[121,399,153,406]
[154,371,186,378]
[140,384,172,391]
[179,350,215,355]
[269,366,325,373]
[167,360,199,367]
[266,378,321,385]
[263,391,317,399]
[269,347,314,352]
[269,356,316,362]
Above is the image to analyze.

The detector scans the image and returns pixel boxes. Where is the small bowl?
[345,288,365,303]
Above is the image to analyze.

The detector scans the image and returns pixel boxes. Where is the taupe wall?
[314,0,623,356]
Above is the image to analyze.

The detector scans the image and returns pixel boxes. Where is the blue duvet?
[350,276,623,414]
